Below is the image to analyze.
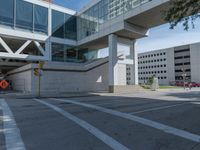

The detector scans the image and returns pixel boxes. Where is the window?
[0,0,14,26]
[52,10,65,38]
[175,56,183,60]
[52,43,78,62]
[184,62,190,65]
[34,5,48,34]
[184,56,190,58]
[16,0,33,30]
[64,14,77,40]
[52,43,64,62]
[175,49,189,53]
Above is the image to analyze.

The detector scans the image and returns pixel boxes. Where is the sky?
[54,0,200,53]
[54,0,90,11]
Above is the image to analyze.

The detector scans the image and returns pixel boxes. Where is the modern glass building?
[0,0,153,63]
[0,0,99,63]
[77,0,150,40]
[0,0,169,93]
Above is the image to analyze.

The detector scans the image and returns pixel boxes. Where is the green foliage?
[164,0,200,30]
[148,75,155,85]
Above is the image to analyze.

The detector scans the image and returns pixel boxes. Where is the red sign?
[0,80,9,89]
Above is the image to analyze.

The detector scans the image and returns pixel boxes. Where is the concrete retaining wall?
[7,59,109,94]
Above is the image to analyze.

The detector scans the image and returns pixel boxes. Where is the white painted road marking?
[129,103,188,114]
[34,99,130,150]
[51,98,200,143]
[0,98,26,150]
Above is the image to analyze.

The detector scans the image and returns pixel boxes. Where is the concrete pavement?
[0,90,200,150]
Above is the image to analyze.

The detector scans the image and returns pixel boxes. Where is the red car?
[190,82,200,87]
[175,81,185,86]
[174,81,200,87]
[196,83,200,87]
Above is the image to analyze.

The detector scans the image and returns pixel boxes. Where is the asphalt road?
[1,92,200,150]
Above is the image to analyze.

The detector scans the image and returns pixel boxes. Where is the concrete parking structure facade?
[138,42,200,85]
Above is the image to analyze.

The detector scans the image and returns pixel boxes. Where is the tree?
[164,0,200,30]
[148,75,155,85]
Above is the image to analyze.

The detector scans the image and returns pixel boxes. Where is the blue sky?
[54,0,90,11]
[137,20,200,52]
[54,0,200,53]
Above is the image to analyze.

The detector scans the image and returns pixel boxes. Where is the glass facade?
[77,0,150,40]
[0,0,152,63]
[16,0,33,30]
[52,10,77,40]
[52,43,98,63]
[0,0,48,34]
[34,5,48,33]
[52,43,78,62]
[64,14,77,40]
[0,0,150,40]
[0,0,14,26]
[52,10,65,38]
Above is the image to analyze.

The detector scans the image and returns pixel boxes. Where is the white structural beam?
[0,52,48,61]
[15,40,32,54]
[0,27,48,41]
[0,37,13,54]
[34,41,45,56]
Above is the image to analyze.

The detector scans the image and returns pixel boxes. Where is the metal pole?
[38,67,41,98]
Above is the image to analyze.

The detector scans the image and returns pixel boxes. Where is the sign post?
[34,61,45,98]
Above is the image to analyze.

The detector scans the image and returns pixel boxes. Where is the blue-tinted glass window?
[16,0,33,30]
[52,10,64,38]
[34,5,48,34]
[52,43,64,62]
[64,14,77,40]
[0,0,14,26]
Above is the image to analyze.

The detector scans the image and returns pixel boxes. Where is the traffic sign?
[0,80,9,89]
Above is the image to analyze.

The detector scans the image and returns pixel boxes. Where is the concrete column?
[108,34,118,92]
[130,40,138,85]
[47,5,52,61]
